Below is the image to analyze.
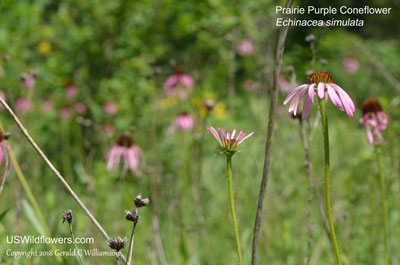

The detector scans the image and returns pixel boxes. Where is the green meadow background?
[0,0,399,264]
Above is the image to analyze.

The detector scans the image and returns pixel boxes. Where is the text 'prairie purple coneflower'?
[360,98,388,146]
[107,134,144,175]
[284,72,355,119]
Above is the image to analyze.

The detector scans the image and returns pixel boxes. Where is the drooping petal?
[237,131,255,145]
[302,95,312,119]
[364,123,374,146]
[326,84,344,111]
[163,75,179,89]
[308,84,316,104]
[375,129,385,145]
[283,84,308,105]
[288,86,307,116]
[331,84,355,117]
[377,112,388,130]
[317,82,325,99]
[207,127,222,145]
[179,74,194,88]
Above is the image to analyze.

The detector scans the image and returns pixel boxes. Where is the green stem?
[318,98,342,265]
[226,155,243,265]
[375,145,389,265]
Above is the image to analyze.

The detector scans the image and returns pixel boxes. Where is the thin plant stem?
[226,155,243,265]
[375,145,389,265]
[0,97,128,264]
[8,147,63,264]
[126,208,139,265]
[318,98,342,265]
[69,222,85,265]
[251,0,293,264]
[299,119,330,235]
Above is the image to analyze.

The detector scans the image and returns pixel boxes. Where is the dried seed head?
[125,210,139,222]
[362,98,383,115]
[62,210,73,224]
[134,194,150,208]
[203,99,215,111]
[305,34,315,42]
[173,66,185,75]
[107,237,127,252]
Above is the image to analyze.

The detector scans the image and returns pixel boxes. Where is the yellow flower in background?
[161,96,178,109]
[214,102,227,118]
[38,41,52,54]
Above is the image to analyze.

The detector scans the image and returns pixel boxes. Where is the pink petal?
[288,86,307,116]
[377,112,388,130]
[179,74,194,88]
[365,123,374,146]
[332,84,355,117]
[237,131,255,145]
[219,128,227,142]
[283,84,308,105]
[0,145,3,171]
[308,84,316,105]
[163,75,179,89]
[207,127,222,145]
[235,130,246,143]
[326,84,344,111]
[302,95,312,119]
[317,83,325,99]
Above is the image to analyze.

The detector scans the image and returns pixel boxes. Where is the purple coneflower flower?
[16,97,33,114]
[284,72,355,119]
[0,131,11,181]
[21,73,36,88]
[208,127,254,155]
[360,98,388,146]
[75,102,87,115]
[107,134,144,174]
[65,85,78,100]
[163,67,194,99]
[59,106,73,119]
[103,102,117,116]
[41,100,54,112]
[236,38,253,55]
[342,57,359,74]
[168,112,194,132]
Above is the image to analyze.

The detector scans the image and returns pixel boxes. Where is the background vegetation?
[0,0,399,264]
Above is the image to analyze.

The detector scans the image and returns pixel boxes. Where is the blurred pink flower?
[0,131,11,181]
[107,134,144,174]
[100,123,115,138]
[168,112,194,132]
[207,127,254,154]
[279,75,298,94]
[284,72,355,119]
[243,79,261,92]
[16,97,33,114]
[21,73,36,88]
[65,85,78,100]
[59,106,73,119]
[163,67,194,99]
[41,100,54,112]
[342,57,359,74]
[360,98,388,146]
[0,90,6,109]
[103,102,117,115]
[236,38,253,55]
[75,102,87,114]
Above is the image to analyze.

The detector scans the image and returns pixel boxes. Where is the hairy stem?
[251,0,293,264]
[227,155,243,265]
[318,98,342,265]
[375,145,389,265]
[69,222,85,265]
[0,97,127,264]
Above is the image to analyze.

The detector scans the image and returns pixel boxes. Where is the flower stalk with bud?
[62,210,85,265]
[108,237,127,265]
[208,127,254,265]
[125,194,150,265]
